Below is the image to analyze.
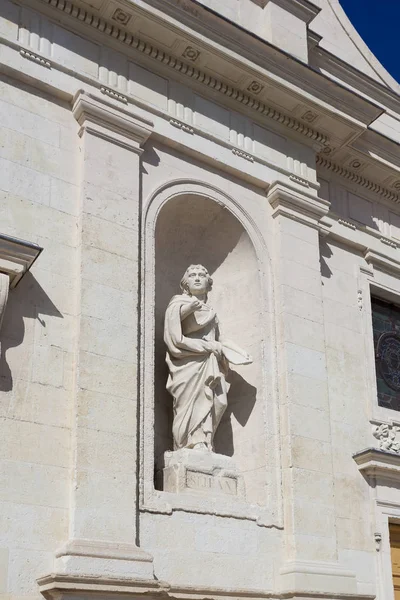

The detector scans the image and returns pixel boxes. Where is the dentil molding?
[37,0,327,147]
[316,155,400,205]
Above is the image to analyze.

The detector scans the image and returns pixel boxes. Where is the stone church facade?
[0,0,400,599]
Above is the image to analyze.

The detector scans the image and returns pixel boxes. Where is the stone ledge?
[51,539,154,581]
[163,449,245,499]
[0,233,43,331]
[0,233,43,289]
[364,248,400,277]
[354,447,400,480]
[55,539,153,562]
[37,573,375,600]
[279,560,361,598]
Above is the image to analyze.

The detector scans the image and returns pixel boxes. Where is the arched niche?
[150,188,267,505]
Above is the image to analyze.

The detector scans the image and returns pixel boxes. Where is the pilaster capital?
[72,90,154,153]
[0,233,42,330]
[267,180,330,229]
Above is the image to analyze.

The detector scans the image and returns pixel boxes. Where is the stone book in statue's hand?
[221,339,253,365]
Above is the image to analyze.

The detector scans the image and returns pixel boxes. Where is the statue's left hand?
[205,340,223,359]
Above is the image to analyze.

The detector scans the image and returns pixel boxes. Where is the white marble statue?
[164,264,252,452]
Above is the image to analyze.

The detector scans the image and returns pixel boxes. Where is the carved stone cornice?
[37,571,374,600]
[354,448,400,481]
[364,248,400,277]
[263,0,320,24]
[310,45,400,115]
[267,180,330,228]
[0,233,43,330]
[0,233,42,289]
[37,573,164,600]
[38,0,327,147]
[316,154,400,204]
[12,0,400,204]
[72,91,153,152]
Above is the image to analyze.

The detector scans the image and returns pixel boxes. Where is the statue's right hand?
[188,299,202,312]
[180,298,203,320]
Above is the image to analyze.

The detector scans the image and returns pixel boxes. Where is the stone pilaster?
[267,181,359,597]
[50,92,154,580]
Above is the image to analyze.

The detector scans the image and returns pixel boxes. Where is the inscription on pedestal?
[163,449,245,499]
[186,470,237,495]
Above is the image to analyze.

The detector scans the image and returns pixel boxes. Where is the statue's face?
[186,267,209,296]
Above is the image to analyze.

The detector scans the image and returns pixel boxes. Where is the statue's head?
[180,264,213,297]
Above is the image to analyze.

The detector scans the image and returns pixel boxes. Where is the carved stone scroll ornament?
[164,264,252,452]
[373,423,400,453]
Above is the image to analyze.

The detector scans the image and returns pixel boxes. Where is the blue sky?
[339,0,399,84]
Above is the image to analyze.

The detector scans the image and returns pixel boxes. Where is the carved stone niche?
[152,192,266,505]
[0,233,43,329]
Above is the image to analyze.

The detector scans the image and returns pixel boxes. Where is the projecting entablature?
[44,0,388,148]
[8,0,399,200]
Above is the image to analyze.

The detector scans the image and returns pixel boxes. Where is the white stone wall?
[321,236,376,592]
[0,73,78,597]
[0,1,399,600]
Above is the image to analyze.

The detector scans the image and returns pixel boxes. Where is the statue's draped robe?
[164,295,229,450]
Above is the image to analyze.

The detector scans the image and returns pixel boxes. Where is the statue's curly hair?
[180,264,213,295]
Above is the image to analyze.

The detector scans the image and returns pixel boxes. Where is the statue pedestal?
[163,448,245,499]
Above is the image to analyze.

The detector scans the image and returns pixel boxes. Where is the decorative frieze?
[38,0,327,145]
[301,110,318,124]
[246,81,264,95]
[111,8,132,26]
[182,46,200,62]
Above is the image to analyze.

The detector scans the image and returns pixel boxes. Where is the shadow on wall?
[154,194,263,493]
[320,239,333,280]
[214,370,257,457]
[0,272,63,392]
